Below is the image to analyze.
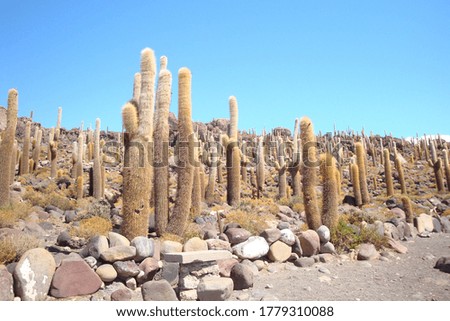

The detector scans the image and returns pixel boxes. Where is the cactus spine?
[166,67,195,236]
[355,142,370,204]
[121,48,156,240]
[19,121,31,175]
[0,89,18,207]
[93,118,102,199]
[153,61,172,235]
[321,153,338,230]
[300,116,321,230]
[226,96,241,206]
[383,148,394,197]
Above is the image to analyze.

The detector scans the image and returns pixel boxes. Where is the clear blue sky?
[1,0,449,138]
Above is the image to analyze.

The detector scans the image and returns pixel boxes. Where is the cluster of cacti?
[0,89,19,207]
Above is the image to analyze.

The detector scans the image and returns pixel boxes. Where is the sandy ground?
[233,233,450,301]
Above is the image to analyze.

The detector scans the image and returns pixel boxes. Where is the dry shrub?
[442,209,450,217]
[331,217,388,253]
[160,232,183,243]
[182,223,203,242]
[23,189,76,210]
[72,216,112,239]
[0,234,43,265]
[224,209,273,235]
[0,202,32,228]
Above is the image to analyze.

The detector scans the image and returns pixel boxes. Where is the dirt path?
[234,234,450,301]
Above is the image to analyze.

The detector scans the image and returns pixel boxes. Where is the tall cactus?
[205,136,219,203]
[401,196,413,224]
[355,142,370,204]
[351,163,362,207]
[121,48,156,240]
[191,134,202,217]
[288,118,301,197]
[0,89,18,207]
[394,153,406,194]
[153,59,172,235]
[321,153,338,230]
[55,107,62,141]
[48,128,58,178]
[444,150,450,192]
[92,118,102,199]
[226,96,241,206]
[300,116,321,230]
[274,136,287,199]
[19,121,31,175]
[383,148,394,197]
[429,141,444,193]
[32,128,42,171]
[166,67,195,236]
[255,135,265,199]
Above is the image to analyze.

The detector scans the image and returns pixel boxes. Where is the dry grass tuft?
[0,202,32,228]
[0,234,44,265]
[224,209,273,235]
[72,216,112,239]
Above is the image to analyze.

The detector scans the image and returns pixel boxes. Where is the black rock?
[434,256,450,273]
[386,198,397,209]
[343,195,357,206]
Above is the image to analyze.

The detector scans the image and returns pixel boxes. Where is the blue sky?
[1,0,449,137]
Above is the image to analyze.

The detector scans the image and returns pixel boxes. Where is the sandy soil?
[234,233,450,301]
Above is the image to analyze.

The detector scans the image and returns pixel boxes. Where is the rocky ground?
[245,233,450,301]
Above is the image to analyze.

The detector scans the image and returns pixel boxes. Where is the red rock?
[50,259,102,298]
[299,230,320,257]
